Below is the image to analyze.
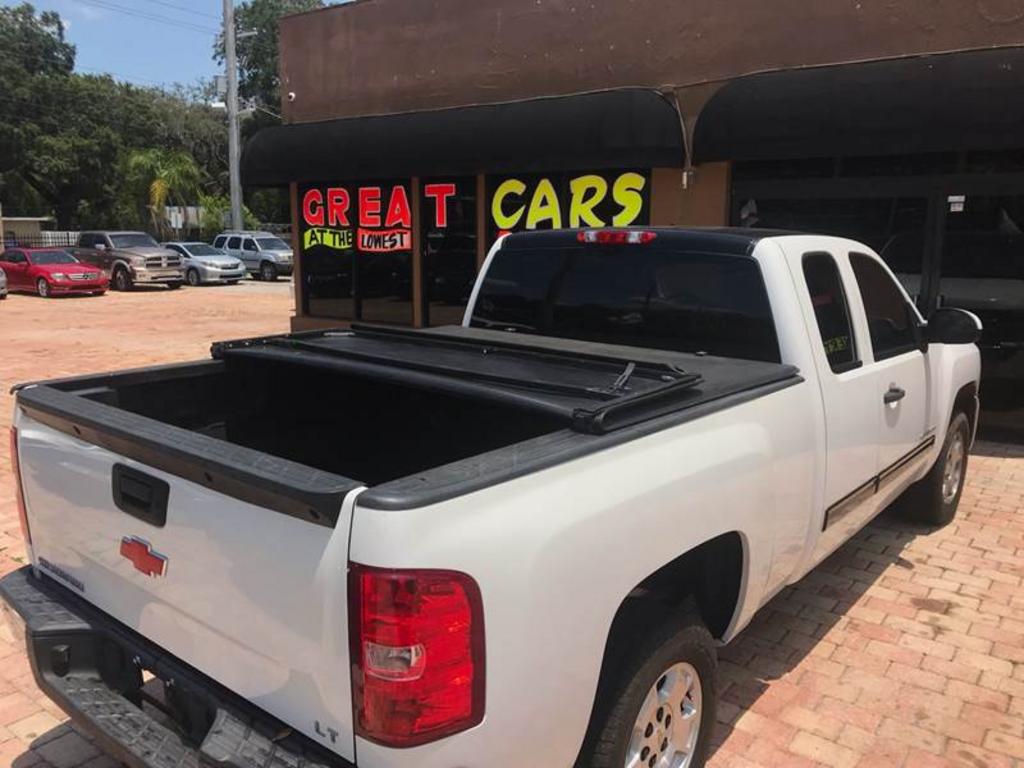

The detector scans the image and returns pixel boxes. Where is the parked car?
[0,267,6,299]
[0,247,108,297]
[72,231,183,291]
[213,230,293,281]
[3,229,981,768]
[163,242,246,286]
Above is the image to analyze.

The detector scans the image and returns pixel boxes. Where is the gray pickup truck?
[72,232,184,291]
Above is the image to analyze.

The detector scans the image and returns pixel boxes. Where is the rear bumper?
[0,566,351,768]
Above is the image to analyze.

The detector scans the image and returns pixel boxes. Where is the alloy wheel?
[941,429,966,504]
[625,662,703,768]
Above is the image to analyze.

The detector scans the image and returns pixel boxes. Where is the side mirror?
[925,307,982,345]
[95,243,106,251]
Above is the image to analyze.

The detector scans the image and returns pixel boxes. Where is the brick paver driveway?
[0,283,1022,768]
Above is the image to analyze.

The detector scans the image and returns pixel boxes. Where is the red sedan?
[0,248,108,297]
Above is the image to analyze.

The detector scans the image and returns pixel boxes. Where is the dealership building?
[243,0,1024,434]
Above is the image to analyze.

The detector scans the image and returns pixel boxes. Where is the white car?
[4,228,980,768]
[162,242,246,286]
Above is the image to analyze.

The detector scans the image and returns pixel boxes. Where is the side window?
[802,252,858,372]
[243,238,257,251]
[213,236,225,248]
[849,252,918,360]
[79,234,94,248]
[5,250,25,264]
[227,236,241,250]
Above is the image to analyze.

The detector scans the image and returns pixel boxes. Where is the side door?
[0,250,23,289]
[847,252,931,504]
[241,237,259,270]
[226,236,243,266]
[795,250,883,561]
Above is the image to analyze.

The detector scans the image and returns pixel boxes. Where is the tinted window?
[186,244,223,256]
[110,233,158,248]
[213,236,226,248]
[227,237,241,249]
[3,250,25,264]
[849,252,918,359]
[243,239,258,252]
[471,244,780,362]
[78,234,95,248]
[802,252,857,372]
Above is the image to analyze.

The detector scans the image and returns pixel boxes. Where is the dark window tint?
[471,245,780,362]
[243,239,258,252]
[227,236,241,250]
[213,236,226,248]
[849,252,918,360]
[78,234,95,248]
[3,250,26,264]
[803,252,858,372]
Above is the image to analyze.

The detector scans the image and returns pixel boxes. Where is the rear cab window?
[470,240,781,362]
[849,252,920,360]
[802,252,859,373]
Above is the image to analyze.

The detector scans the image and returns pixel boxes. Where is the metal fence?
[1,231,79,249]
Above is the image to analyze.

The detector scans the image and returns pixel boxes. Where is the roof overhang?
[242,89,684,186]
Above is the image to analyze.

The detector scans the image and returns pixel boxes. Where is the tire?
[226,280,239,286]
[166,281,183,290]
[36,278,50,298]
[576,612,717,768]
[260,262,277,282]
[112,266,132,291]
[896,411,971,527]
[186,268,201,287]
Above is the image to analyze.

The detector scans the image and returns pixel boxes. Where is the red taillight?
[577,229,658,245]
[349,563,485,747]
[9,428,31,546]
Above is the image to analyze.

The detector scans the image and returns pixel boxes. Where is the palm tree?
[126,149,202,237]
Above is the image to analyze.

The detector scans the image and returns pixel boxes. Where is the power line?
[69,0,219,34]
[138,0,221,21]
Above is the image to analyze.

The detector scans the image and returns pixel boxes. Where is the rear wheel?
[896,411,971,527]
[186,268,201,286]
[260,261,277,282]
[36,278,50,298]
[576,613,717,768]
[112,266,132,291]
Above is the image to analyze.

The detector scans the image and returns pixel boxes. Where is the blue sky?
[3,0,222,88]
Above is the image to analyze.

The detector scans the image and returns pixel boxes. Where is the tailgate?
[12,393,363,762]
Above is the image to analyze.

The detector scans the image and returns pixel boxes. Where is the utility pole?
[223,0,243,230]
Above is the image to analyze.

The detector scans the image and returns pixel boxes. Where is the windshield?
[256,237,289,251]
[30,250,78,266]
[470,244,780,362]
[185,244,224,256]
[110,233,159,248]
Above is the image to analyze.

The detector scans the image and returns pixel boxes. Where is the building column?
[650,163,732,227]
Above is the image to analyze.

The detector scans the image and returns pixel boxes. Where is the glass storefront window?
[421,178,477,327]
[299,181,413,325]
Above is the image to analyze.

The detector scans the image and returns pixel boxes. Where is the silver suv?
[213,231,293,282]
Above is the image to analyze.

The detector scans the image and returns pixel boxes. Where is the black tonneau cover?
[212,324,798,436]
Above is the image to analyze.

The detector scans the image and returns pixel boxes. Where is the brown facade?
[279,0,1024,124]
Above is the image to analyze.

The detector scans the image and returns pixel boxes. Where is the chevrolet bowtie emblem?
[119,536,167,578]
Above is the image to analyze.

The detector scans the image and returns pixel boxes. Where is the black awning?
[694,47,1024,163]
[242,88,684,186]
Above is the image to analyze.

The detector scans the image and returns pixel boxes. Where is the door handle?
[883,386,906,405]
[112,464,169,527]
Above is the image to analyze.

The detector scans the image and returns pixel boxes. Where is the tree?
[125,149,203,236]
[215,0,324,110]
[0,3,74,76]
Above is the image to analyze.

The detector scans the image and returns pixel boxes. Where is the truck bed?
[15,325,800,517]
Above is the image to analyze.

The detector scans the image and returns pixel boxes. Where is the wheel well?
[575,533,744,764]
[953,382,978,434]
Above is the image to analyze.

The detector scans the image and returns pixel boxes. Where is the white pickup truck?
[3,228,981,768]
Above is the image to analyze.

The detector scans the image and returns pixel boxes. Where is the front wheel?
[112,267,132,291]
[260,262,277,282]
[576,613,717,768]
[896,411,971,526]
[166,281,183,291]
[186,268,201,287]
[36,278,51,298]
